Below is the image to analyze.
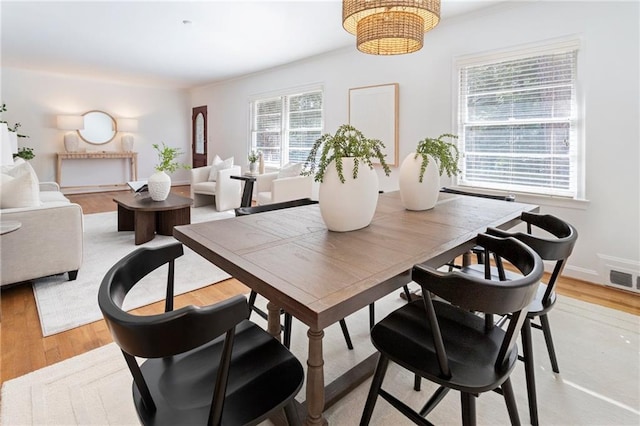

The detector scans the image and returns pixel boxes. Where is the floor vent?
[598,254,640,294]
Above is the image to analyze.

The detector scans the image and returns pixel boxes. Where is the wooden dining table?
[173,191,538,425]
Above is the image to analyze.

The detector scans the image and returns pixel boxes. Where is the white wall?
[1,68,191,187]
[190,1,640,286]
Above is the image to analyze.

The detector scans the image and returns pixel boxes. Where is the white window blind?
[457,43,579,197]
[251,89,323,168]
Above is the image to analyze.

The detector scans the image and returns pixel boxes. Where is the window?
[456,40,580,198]
[251,89,323,168]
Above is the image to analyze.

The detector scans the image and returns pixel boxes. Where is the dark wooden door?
[192,106,207,168]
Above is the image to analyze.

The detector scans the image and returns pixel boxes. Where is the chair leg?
[369,303,375,330]
[247,290,258,320]
[419,386,450,416]
[283,313,293,350]
[521,319,539,426]
[539,314,560,373]
[283,401,301,426]
[502,377,521,426]
[360,354,389,426]
[402,285,412,302]
[460,392,476,426]
[414,374,421,391]
[339,319,354,350]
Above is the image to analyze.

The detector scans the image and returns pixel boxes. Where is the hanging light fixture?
[342,0,441,55]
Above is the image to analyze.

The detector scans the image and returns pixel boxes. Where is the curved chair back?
[485,212,578,305]
[98,242,249,358]
[412,234,543,373]
[235,197,317,216]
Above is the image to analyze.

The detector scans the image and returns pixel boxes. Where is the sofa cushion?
[278,162,303,179]
[0,161,41,209]
[208,155,234,182]
[193,181,218,195]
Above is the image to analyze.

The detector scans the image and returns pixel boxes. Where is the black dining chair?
[440,187,516,267]
[463,212,578,426]
[360,233,544,426]
[98,242,304,426]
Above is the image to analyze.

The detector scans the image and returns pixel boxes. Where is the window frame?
[453,38,584,200]
[249,85,324,169]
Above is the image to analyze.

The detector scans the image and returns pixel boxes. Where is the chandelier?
[342,0,441,55]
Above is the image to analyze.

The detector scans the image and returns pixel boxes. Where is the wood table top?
[174,191,538,329]
[113,192,193,212]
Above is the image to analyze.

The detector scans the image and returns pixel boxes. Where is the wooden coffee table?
[113,193,193,245]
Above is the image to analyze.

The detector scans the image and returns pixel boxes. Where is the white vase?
[64,133,79,152]
[121,135,134,152]
[148,171,171,201]
[319,157,379,232]
[249,162,257,173]
[398,153,440,211]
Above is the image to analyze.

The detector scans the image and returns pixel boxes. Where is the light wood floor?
[1,186,638,386]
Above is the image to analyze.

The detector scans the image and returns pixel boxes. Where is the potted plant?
[248,150,259,174]
[399,133,460,211]
[148,142,190,201]
[14,147,35,161]
[1,103,31,160]
[303,124,391,232]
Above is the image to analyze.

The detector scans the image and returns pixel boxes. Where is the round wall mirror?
[78,110,117,144]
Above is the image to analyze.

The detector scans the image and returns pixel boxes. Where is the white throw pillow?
[208,155,234,181]
[277,162,303,179]
[0,157,25,174]
[0,161,41,208]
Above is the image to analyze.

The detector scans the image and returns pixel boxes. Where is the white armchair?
[190,165,242,211]
[255,171,317,205]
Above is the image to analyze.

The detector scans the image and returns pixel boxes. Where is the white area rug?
[32,206,234,336]
[2,295,639,425]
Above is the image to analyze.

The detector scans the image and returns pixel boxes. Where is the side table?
[230,175,257,208]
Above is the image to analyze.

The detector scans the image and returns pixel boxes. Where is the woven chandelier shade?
[342,0,441,55]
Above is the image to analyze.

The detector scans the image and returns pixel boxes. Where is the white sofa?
[1,174,83,287]
[255,164,317,205]
[190,165,242,211]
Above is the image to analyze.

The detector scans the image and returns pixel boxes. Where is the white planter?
[148,171,171,201]
[63,133,79,152]
[399,153,440,211]
[121,135,134,152]
[319,157,379,232]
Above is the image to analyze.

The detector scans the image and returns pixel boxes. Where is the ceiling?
[1,1,507,89]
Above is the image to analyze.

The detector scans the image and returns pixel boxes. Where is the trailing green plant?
[152,142,191,173]
[248,150,259,163]
[13,147,35,160]
[414,133,460,183]
[0,103,29,138]
[302,124,391,183]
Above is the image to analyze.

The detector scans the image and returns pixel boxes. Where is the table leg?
[56,156,62,185]
[117,205,134,231]
[305,327,327,426]
[134,210,156,245]
[266,301,282,342]
[157,207,190,236]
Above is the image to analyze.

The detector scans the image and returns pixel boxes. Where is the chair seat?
[371,299,518,394]
[192,180,218,195]
[134,320,304,426]
[461,264,556,316]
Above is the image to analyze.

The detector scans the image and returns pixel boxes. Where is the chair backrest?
[412,233,543,373]
[440,186,515,202]
[98,242,249,359]
[485,212,578,304]
[234,197,318,216]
